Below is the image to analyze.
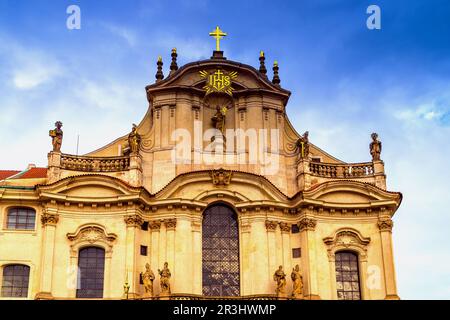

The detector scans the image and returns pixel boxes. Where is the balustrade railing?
[60,154,130,172]
[309,161,374,178]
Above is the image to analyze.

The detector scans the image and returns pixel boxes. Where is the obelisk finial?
[259,51,267,77]
[155,56,164,82]
[170,48,178,75]
[272,60,280,86]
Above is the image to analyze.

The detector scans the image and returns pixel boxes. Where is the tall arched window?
[76,247,105,298]
[202,204,240,297]
[1,265,30,298]
[335,251,361,300]
[6,208,36,230]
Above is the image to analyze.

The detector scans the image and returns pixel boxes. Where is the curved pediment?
[146,58,291,103]
[155,170,290,204]
[303,180,402,207]
[37,174,147,201]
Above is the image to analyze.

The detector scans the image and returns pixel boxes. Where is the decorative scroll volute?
[211,169,233,186]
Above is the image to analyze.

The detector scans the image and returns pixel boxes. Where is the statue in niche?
[128,124,141,154]
[370,132,382,161]
[295,131,309,160]
[211,105,227,134]
[158,262,171,295]
[273,265,287,296]
[291,264,303,299]
[141,263,155,297]
[49,121,63,152]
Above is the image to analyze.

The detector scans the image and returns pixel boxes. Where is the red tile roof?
[17,167,48,179]
[0,170,21,180]
[0,168,47,180]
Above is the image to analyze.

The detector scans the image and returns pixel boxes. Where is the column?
[191,216,202,295]
[124,213,144,299]
[298,217,320,299]
[149,220,161,295]
[280,222,292,290]
[35,209,59,300]
[251,218,269,294]
[239,218,251,296]
[265,220,278,292]
[378,217,399,299]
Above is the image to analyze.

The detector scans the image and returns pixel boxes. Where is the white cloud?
[102,23,138,47]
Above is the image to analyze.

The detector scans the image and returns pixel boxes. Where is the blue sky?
[1,0,449,299]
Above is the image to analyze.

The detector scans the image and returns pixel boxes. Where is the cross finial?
[209,26,227,51]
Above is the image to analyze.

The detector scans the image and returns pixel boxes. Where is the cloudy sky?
[1,0,449,299]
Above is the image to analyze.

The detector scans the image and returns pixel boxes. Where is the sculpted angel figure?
[141,263,155,297]
[49,121,63,152]
[158,262,171,295]
[370,132,382,161]
[273,265,287,295]
[291,264,303,299]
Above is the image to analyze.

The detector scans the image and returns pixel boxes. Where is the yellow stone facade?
[0,46,401,300]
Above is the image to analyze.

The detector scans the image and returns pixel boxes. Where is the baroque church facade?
[0,28,401,300]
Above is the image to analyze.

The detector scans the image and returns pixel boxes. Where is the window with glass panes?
[7,208,36,230]
[1,265,30,298]
[76,247,105,298]
[335,251,361,300]
[202,204,240,297]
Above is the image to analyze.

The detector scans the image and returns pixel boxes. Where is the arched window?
[76,247,105,298]
[1,265,30,298]
[335,251,361,300]
[202,204,240,297]
[6,208,36,230]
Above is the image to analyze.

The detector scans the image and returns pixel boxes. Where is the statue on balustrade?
[291,264,303,299]
[273,265,287,296]
[158,262,171,295]
[128,124,141,154]
[370,132,382,161]
[49,121,63,152]
[141,263,155,298]
[296,131,310,160]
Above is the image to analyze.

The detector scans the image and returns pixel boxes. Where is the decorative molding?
[41,212,59,226]
[323,228,371,261]
[279,222,291,233]
[265,220,278,232]
[211,169,233,186]
[124,214,144,227]
[298,218,317,232]
[378,218,394,232]
[165,218,177,230]
[67,224,117,258]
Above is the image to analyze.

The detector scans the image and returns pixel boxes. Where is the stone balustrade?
[60,154,130,172]
[309,161,374,178]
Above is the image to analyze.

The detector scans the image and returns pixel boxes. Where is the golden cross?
[209,26,227,51]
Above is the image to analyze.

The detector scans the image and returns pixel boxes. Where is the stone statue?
[141,263,155,297]
[291,264,303,299]
[49,121,63,152]
[370,133,382,161]
[273,265,287,296]
[158,262,171,295]
[128,124,141,154]
[211,106,227,133]
[296,131,309,160]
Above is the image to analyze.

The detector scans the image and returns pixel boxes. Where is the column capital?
[298,217,317,232]
[149,220,162,231]
[265,220,278,232]
[124,214,144,228]
[378,218,394,232]
[279,222,291,233]
[41,212,59,227]
[164,218,177,230]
